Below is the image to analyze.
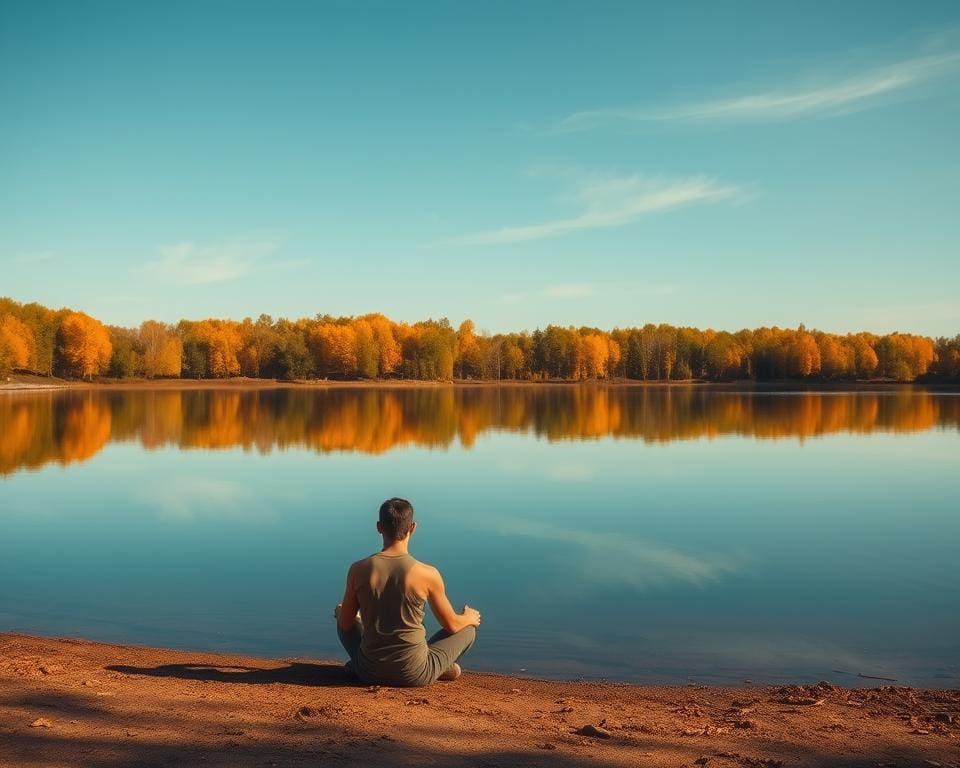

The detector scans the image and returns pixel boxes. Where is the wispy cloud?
[496,280,682,305]
[143,478,272,523]
[545,463,596,481]
[497,283,596,304]
[144,239,278,285]
[448,172,738,245]
[558,51,960,131]
[9,249,56,264]
[542,283,595,298]
[482,517,739,590]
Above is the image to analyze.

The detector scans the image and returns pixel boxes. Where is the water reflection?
[482,517,739,589]
[1,386,958,476]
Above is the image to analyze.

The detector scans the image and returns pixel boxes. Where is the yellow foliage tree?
[0,313,34,376]
[193,320,241,377]
[311,323,358,378]
[851,334,879,378]
[789,330,821,378]
[368,314,401,376]
[59,312,112,379]
[456,319,483,378]
[352,318,379,378]
[140,320,181,377]
[818,335,852,378]
[580,334,609,379]
[606,337,622,378]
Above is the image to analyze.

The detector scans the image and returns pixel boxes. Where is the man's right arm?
[425,566,481,634]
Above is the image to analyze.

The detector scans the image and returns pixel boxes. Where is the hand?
[334,603,360,622]
[462,604,482,627]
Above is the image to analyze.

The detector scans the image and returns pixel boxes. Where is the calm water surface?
[1,386,958,687]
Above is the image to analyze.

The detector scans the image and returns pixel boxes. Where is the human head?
[378,497,415,541]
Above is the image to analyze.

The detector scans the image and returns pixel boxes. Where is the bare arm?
[338,563,360,632]
[425,567,481,634]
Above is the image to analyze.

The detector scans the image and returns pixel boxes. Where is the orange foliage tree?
[140,320,182,378]
[58,312,112,379]
[0,314,35,376]
[310,323,358,378]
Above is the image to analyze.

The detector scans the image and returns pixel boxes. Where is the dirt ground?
[1,634,957,768]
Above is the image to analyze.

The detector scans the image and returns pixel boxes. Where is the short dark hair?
[379,497,415,540]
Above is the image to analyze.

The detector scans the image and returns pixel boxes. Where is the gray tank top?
[355,553,428,684]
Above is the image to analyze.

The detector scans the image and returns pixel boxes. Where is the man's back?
[353,552,430,684]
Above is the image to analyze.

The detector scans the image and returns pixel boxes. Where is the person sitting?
[335,497,481,686]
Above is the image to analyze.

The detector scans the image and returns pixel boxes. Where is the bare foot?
[437,663,461,682]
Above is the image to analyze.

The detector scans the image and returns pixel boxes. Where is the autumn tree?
[271,319,312,379]
[19,302,59,375]
[405,319,455,380]
[580,333,609,379]
[140,320,182,377]
[108,326,143,378]
[930,335,960,380]
[605,336,622,378]
[817,334,852,379]
[535,325,578,378]
[704,332,744,380]
[787,327,821,378]
[456,319,483,378]
[237,314,276,378]
[178,319,241,378]
[0,314,34,376]
[653,326,677,380]
[875,333,935,381]
[501,338,526,379]
[310,322,358,378]
[849,333,879,378]
[353,318,379,379]
[58,312,112,379]
[367,314,401,376]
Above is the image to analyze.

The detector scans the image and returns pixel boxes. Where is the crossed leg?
[335,605,477,685]
[425,625,477,683]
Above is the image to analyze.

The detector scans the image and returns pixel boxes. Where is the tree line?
[1,296,958,382]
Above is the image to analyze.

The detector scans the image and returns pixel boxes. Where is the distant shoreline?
[3,374,958,393]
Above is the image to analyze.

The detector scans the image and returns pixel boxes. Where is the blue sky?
[2,1,959,335]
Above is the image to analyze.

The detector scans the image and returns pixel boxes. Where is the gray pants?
[336,617,476,687]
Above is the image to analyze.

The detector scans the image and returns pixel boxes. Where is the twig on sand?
[856,673,898,682]
[832,669,898,683]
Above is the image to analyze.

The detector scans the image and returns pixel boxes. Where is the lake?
[1,385,958,687]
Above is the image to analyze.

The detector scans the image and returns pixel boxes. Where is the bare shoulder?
[411,560,442,586]
[347,556,373,580]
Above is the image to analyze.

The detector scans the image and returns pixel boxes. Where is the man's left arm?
[338,564,360,632]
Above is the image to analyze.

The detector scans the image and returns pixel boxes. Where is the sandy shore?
[1,634,957,767]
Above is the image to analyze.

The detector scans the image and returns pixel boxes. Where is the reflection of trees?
[59,395,112,462]
[1,392,112,474]
[2,387,959,475]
